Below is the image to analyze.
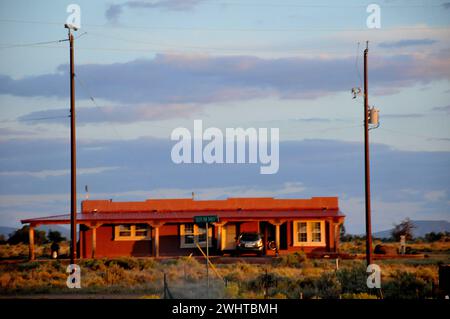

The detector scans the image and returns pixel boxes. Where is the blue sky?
[0,0,449,233]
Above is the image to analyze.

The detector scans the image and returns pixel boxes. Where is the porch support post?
[263,223,268,255]
[275,224,280,252]
[214,222,226,251]
[269,220,284,252]
[328,220,335,252]
[28,225,35,261]
[148,222,164,258]
[88,223,102,259]
[154,226,160,257]
[92,227,97,258]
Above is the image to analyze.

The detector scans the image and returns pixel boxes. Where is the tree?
[340,224,346,241]
[391,218,415,241]
[7,226,47,245]
[0,234,6,244]
[48,230,66,243]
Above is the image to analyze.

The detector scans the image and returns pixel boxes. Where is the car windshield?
[240,233,260,241]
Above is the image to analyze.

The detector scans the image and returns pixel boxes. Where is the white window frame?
[114,224,151,241]
[293,220,325,247]
[180,223,213,248]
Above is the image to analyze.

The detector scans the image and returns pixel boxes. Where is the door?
[224,224,237,250]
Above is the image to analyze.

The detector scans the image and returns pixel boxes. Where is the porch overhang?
[21,209,345,226]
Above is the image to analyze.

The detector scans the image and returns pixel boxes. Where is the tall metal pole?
[363,41,373,266]
[206,222,210,296]
[68,28,77,264]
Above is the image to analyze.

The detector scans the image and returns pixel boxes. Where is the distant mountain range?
[373,220,450,239]
[0,225,70,239]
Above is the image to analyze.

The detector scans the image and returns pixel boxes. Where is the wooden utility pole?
[363,41,373,266]
[66,24,77,264]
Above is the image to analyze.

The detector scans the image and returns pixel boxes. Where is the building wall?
[82,224,152,258]
[80,219,340,258]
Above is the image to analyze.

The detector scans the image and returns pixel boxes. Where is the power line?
[380,127,450,142]
[0,114,69,124]
[0,18,449,33]
[0,38,68,49]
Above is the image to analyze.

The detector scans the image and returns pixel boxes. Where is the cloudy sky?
[0,0,449,233]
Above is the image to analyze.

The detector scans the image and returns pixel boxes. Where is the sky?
[0,0,449,234]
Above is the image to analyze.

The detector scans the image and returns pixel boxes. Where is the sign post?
[194,215,219,298]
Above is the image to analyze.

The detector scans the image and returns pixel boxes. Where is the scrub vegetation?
[0,240,448,299]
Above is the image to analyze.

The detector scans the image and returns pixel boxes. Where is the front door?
[224,224,237,250]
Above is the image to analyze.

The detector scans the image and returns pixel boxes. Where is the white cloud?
[424,190,447,202]
[0,166,120,179]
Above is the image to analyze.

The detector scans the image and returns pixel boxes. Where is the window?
[297,222,307,242]
[114,224,151,240]
[180,224,212,248]
[197,226,207,243]
[118,225,132,237]
[293,221,324,246]
[184,224,195,245]
[311,222,321,242]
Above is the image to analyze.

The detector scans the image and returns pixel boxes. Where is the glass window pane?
[135,224,148,237]
[197,226,206,243]
[312,222,321,242]
[118,224,132,237]
[297,222,307,242]
[184,224,195,244]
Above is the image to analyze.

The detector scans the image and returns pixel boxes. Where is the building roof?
[81,197,339,213]
[21,197,345,225]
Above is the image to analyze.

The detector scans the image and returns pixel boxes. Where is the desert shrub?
[140,294,161,299]
[224,271,245,284]
[108,257,140,270]
[341,292,378,299]
[315,272,341,299]
[224,281,240,298]
[247,271,281,291]
[272,251,307,268]
[337,264,368,294]
[80,258,106,271]
[296,277,318,299]
[18,261,40,271]
[138,258,157,270]
[101,264,126,285]
[271,292,287,299]
[383,270,433,299]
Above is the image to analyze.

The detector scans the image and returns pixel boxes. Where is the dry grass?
[0,242,448,299]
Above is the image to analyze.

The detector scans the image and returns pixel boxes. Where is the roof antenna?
[192,192,195,200]
[85,185,89,200]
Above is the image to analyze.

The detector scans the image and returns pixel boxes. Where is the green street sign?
[194,215,219,224]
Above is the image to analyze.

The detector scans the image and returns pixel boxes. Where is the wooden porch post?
[275,224,280,252]
[28,225,35,261]
[269,220,283,252]
[263,223,268,255]
[335,222,342,252]
[153,226,160,258]
[214,222,226,251]
[328,220,335,252]
[88,223,102,259]
[92,227,97,258]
